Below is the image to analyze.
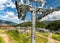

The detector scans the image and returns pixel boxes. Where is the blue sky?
[0,0,60,24]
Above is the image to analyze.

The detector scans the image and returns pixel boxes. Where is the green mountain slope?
[46,20,60,31]
[16,21,46,28]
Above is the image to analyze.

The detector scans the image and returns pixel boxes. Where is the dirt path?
[36,32,60,43]
[0,33,14,43]
[48,33,55,43]
[47,33,60,43]
[36,34,47,39]
[0,32,60,43]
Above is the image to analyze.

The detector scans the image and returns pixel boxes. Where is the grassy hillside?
[0,37,5,43]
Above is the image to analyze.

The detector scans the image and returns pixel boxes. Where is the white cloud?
[7,3,15,8]
[0,0,15,10]
[0,0,19,23]
[6,12,15,17]
[6,0,15,8]
[40,11,60,21]
[0,11,19,21]
[0,0,7,10]
[0,0,7,4]
[0,5,6,10]
[1,15,8,18]
[0,11,29,23]
[0,0,30,23]
[6,12,19,20]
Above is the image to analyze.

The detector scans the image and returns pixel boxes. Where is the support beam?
[31,10,36,43]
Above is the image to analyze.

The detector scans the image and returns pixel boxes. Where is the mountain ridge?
[0,20,17,26]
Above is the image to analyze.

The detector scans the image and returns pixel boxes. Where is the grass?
[1,29,60,43]
[36,36,48,43]
[0,37,5,43]
[0,29,6,43]
[0,30,4,33]
[0,29,49,43]
[52,33,60,41]
[38,32,49,37]
[20,32,48,43]
[20,32,31,43]
[6,29,31,43]
[6,30,48,43]
[6,29,21,43]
